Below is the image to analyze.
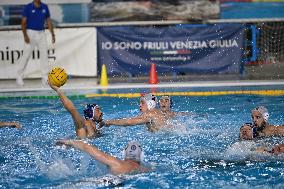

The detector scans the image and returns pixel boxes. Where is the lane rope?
[1,90,284,99]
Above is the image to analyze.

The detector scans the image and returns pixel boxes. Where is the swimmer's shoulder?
[261,125,284,136]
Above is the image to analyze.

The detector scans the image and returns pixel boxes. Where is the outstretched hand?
[270,144,284,155]
[11,122,22,129]
[56,139,74,147]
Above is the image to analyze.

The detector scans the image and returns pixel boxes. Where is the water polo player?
[159,95,204,118]
[239,123,258,140]
[159,95,175,117]
[250,106,284,137]
[99,93,168,132]
[48,79,102,138]
[56,140,148,175]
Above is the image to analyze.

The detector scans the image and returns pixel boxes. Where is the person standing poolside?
[0,121,22,129]
[250,106,284,137]
[16,0,55,86]
[100,94,168,132]
[56,140,148,175]
[48,79,102,139]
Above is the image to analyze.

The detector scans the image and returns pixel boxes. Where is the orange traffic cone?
[149,63,158,84]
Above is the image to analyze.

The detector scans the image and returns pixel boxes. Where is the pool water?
[1,89,284,188]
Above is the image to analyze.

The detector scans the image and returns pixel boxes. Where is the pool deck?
[1,77,284,93]
[1,61,284,94]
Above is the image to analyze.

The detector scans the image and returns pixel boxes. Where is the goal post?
[256,21,284,64]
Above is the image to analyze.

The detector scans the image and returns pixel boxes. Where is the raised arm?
[48,80,87,138]
[56,140,121,167]
[0,121,22,129]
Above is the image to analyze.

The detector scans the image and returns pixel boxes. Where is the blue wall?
[221,2,284,19]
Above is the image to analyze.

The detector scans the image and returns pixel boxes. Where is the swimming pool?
[1,86,284,188]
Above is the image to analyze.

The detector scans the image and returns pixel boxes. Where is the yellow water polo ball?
[48,67,68,87]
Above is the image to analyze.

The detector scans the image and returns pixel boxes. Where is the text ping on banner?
[0,27,97,79]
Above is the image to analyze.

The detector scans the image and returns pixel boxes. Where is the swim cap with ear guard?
[83,104,99,120]
[252,106,269,122]
[141,93,157,110]
[160,95,173,108]
[124,141,143,162]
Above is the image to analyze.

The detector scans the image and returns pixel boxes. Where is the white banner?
[0,27,97,79]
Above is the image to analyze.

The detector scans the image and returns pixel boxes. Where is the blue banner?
[97,23,245,75]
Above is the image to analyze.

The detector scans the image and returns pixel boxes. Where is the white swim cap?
[160,95,173,108]
[252,106,269,122]
[141,93,157,110]
[124,141,143,162]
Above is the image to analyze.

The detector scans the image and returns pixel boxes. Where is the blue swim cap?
[245,122,253,127]
[83,104,99,120]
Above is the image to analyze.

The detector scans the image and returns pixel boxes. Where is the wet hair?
[252,106,269,122]
[83,104,99,120]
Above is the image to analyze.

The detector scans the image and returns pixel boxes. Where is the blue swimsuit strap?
[252,127,258,138]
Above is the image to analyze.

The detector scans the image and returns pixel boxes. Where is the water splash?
[49,174,125,188]
[25,140,76,180]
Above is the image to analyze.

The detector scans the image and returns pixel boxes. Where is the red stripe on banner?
[177,50,191,54]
